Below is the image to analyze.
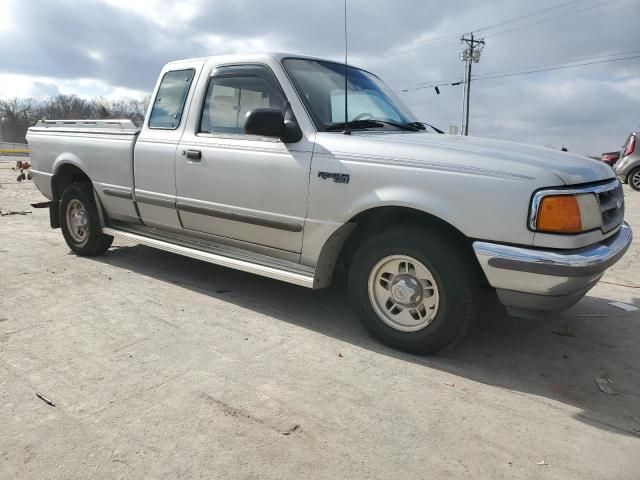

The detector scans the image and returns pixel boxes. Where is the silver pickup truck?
[27,53,632,354]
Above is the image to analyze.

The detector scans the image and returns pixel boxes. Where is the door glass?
[200,74,284,134]
[149,69,195,129]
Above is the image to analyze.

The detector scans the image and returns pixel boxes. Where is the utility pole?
[460,33,485,136]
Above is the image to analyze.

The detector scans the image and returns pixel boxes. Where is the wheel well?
[337,206,472,268]
[52,164,91,201]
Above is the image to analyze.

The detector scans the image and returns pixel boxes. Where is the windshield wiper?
[409,121,445,134]
[325,119,422,132]
[375,120,422,132]
[325,119,385,131]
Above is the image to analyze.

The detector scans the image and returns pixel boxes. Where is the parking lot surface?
[1,156,639,479]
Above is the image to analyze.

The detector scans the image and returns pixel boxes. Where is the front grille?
[598,181,624,233]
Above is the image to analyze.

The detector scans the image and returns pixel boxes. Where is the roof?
[165,52,355,68]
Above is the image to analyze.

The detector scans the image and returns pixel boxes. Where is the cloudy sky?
[1,0,638,154]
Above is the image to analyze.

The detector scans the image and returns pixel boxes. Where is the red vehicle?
[601,151,620,167]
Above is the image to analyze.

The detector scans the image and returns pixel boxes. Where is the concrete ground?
[1,155,639,479]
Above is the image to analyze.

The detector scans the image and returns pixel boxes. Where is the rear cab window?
[149,69,195,129]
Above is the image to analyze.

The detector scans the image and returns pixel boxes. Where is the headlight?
[530,192,601,233]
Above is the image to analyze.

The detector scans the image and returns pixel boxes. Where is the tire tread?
[348,225,478,354]
[59,183,113,256]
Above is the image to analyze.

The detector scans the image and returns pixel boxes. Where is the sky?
[0,0,639,154]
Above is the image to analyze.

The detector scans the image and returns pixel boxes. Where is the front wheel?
[628,167,640,191]
[60,183,113,256]
[348,226,479,354]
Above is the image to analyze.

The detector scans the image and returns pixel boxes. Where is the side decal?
[318,171,350,184]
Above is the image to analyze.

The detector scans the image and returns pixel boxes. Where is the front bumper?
[473,222,632,317]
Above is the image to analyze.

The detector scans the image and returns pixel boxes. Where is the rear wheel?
[60,183,113,256]
[628,167,640,191]
[348,226,479,354]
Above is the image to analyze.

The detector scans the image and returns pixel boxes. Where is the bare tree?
[1,95,150,143]
[0,97,36,122]
[0,98,38,143]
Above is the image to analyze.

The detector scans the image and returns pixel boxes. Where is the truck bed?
[27,119,140,222]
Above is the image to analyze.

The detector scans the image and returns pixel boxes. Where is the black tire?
[348,225,479,354]
[59,183,113,256]
[628,167,640,191]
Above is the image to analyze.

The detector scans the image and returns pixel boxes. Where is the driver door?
[176,64,313,254]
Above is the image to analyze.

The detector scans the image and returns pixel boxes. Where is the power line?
[397,33,462,49]
[407,50,640,89]
[472,54,640,80]
[380,0,633,59]
[408,77,466,90]
[382,1,584,58]
[472,49,640,78]
[412,49,640,88]
[399,0,585,48]
[483,0,633,39]
[381,0,586,58]
[401,53,640,92]
[474,0,585,33]
[390,0,639,134]
[380,39,461,58]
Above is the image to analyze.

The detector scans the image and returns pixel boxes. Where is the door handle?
[185,150,202,161]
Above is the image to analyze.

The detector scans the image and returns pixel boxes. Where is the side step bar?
[102,227,316,288]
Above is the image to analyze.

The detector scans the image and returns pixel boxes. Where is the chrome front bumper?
[473,222,633,317]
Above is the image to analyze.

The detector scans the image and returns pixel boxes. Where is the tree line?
[0,95,150,143]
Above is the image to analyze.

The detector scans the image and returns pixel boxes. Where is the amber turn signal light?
[536,195,582,233]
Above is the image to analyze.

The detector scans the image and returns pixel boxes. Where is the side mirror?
[283,119,303,143]
[244,108,285,138]
[244,108,302,143]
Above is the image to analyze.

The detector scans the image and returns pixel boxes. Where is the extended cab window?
[149,69,195,129]
[200,73,284,134]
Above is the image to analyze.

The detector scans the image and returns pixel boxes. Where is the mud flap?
[31,201,60,229]
[92,188,108,229]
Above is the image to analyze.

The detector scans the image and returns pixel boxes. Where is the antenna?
[343,0,350,135]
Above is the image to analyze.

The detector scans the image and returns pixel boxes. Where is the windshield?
[282,58,418,132]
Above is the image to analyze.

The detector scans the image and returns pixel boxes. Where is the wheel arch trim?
[51,157,91,200]
[311,202,470,289]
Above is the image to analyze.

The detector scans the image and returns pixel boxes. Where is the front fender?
[302,163,538,271]
[346,186,466,235]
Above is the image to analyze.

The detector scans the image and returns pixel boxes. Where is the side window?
[149,69,195,129]
[200,73,284,134]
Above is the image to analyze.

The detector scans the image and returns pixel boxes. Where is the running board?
[102,226,316,288]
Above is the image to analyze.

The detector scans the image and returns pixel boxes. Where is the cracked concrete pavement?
[1,156,639,479]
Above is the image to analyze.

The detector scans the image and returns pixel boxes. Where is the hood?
[316,131,615,186]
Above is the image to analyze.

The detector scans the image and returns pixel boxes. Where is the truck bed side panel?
[27,129,139,222]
